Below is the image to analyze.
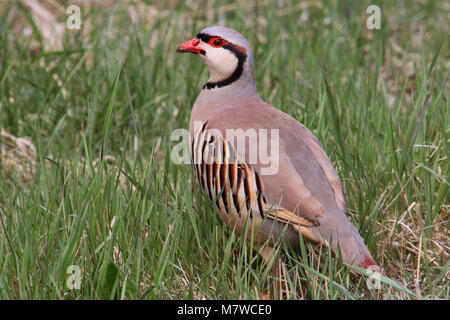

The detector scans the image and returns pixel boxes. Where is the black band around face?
[196,33,247,90]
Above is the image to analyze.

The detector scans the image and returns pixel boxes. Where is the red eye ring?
[209,37,227,48]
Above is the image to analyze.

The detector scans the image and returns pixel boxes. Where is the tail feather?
[362,254,377,269]
[309,211,377,269]
[334,224,377,268]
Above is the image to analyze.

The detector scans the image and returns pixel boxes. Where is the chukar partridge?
[177,26,377,269]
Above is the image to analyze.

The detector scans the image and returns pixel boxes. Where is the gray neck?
[196,77,260,109]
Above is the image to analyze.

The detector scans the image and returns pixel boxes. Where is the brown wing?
[190,103,346,223]
[191,122,317,237]
[296,125,347,212]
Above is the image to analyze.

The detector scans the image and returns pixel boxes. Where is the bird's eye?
[210,37,225,47]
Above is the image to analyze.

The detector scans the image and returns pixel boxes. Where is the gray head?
[176,26,256,93]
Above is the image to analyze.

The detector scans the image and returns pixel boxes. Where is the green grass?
[0,0,448,299]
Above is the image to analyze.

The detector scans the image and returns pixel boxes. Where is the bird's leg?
[259,245,276,267]
[259,246,283,299]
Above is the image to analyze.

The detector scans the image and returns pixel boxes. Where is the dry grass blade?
[1,128,37,183]
[23,0,65,51]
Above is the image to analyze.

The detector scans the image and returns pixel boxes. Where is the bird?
[176,26,377,270]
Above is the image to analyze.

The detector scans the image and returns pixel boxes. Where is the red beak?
[176,38,205,55]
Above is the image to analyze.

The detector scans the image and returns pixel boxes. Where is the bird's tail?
[333,222,377,268]
[306,212,377,269]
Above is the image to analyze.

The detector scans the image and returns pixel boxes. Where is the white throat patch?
[201,47,238,83]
